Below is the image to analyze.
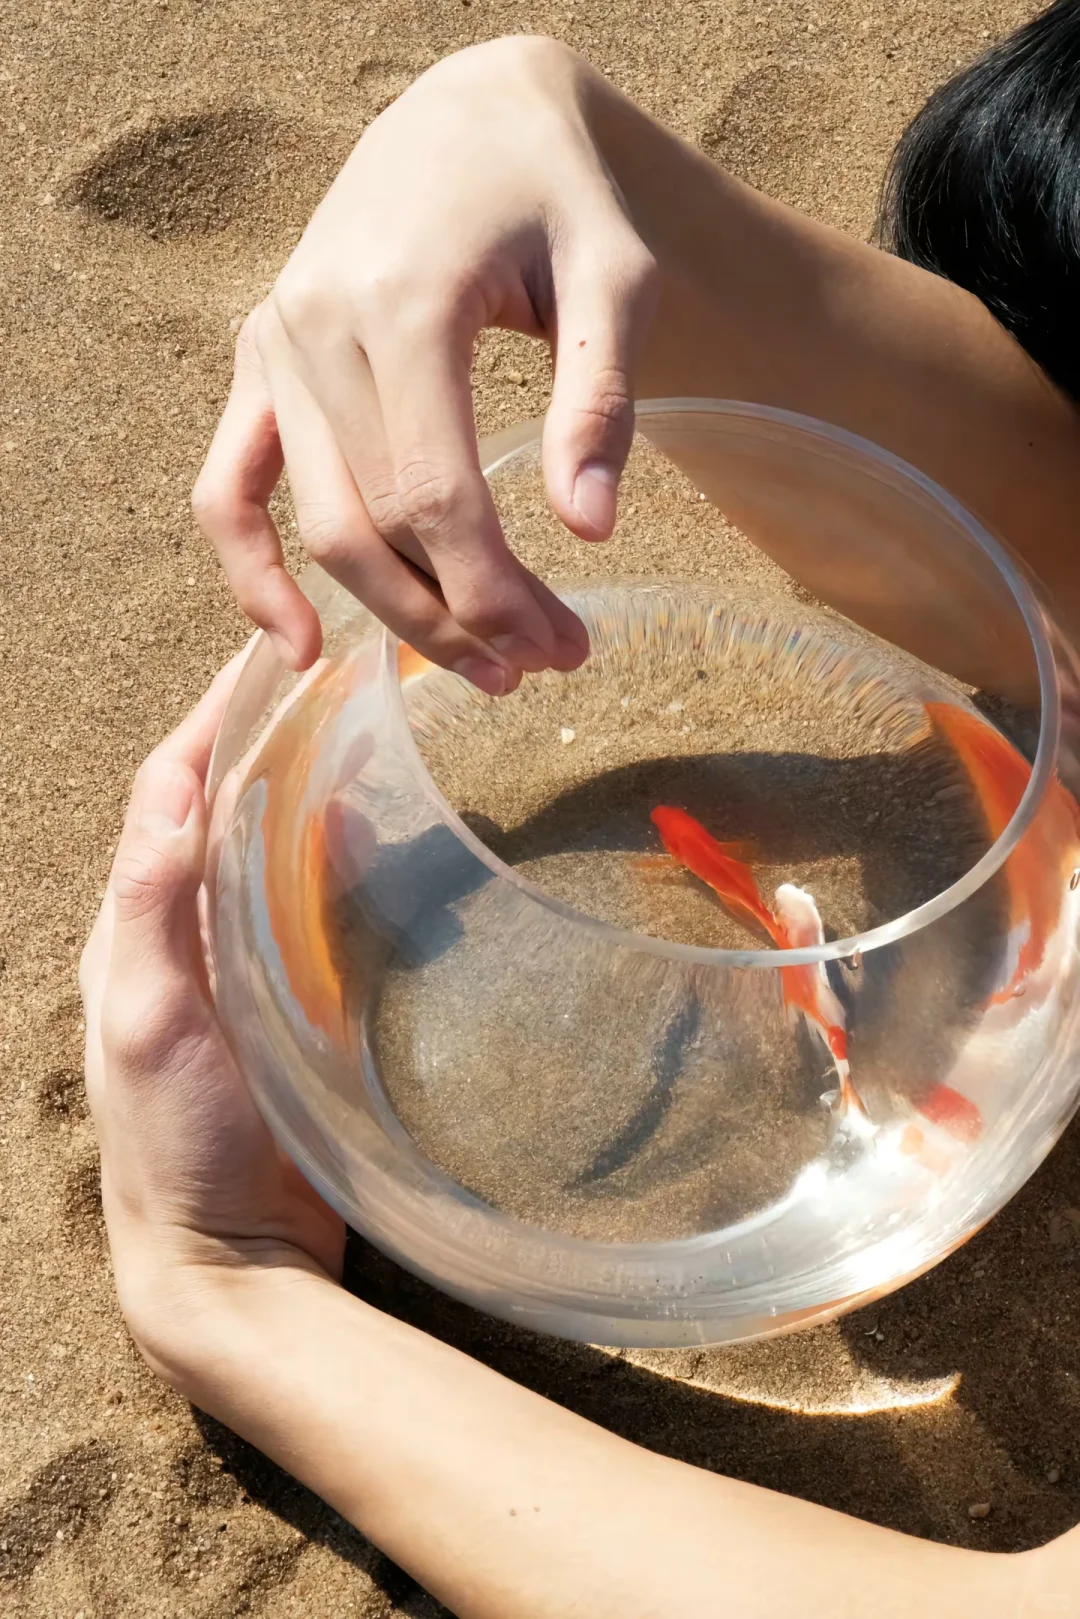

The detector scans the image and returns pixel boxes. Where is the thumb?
[541,233,659,542]
[106,656,243,983]
[108,754,206,979]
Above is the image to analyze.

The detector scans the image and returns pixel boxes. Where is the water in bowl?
[211,402,1080,1345]
[343,585,1055,1248]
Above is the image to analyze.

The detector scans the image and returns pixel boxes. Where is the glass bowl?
[206,400,1080,1347]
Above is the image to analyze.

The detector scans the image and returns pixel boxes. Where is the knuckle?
[234,305,267,369]
[354,263,410,313]
[229,576,272,628]
[110,843,178,925]
[190,470,227,532]
[403,610,456,663]
[352,266,461,338]
[361,474,408,538]
[271,268,327,342]
[484,33,573,80]
[457,608,508,645]
[296,504,357,566]
[77,935,97,1004]
[99,997,148,1073]
[130,755,158,799]
[227,570,265,621]
[100,983,188,1076]
[350,259,436,325]
[622,241,660,300]
[237,303,264,348]
[450,582,517,642]
[578,367,635,431]
[394,459,466,535]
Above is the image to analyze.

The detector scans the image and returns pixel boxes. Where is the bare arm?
[589,69,1080,686]
[602,76,1079,584]
[163,1268,1049,1619]
[81,677,1073,1619]
[194,37,1080,696]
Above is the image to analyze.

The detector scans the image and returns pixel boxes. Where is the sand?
[2,1,1077,1614]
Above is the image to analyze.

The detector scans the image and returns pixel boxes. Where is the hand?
[192,37,657,692]
[79,661,345,1379]
[77,667,1065,1619]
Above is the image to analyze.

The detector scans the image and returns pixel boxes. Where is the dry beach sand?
[2,1,1079,1615]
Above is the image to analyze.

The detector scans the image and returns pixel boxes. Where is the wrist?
[577,66,744,402]
[115,1235,337,1402]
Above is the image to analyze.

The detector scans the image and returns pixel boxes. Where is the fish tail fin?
[836,1066,869,1120]
[924,701,1028,835]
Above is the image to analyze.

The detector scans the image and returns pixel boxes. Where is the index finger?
[81,651,251,1031]
[364,320,585,673]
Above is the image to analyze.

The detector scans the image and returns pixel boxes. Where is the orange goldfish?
[649,806,776,937]
[925,702,1080,1006]
[248,659,359,1049]
[650,805,865,1117]
[650,805,989,1144]
[242,640,428,1047]
[397,641,434,684]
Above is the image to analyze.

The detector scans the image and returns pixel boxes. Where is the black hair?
[877,0,1080,404]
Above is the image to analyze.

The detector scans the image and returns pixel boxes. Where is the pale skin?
[85,34,1080,1617]
[83,668,1077,1618]
[193,37,1080,697]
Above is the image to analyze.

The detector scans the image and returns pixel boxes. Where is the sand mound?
[66,110,283,238]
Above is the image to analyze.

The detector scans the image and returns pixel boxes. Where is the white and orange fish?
[648,803,1000,1149]
[649,805,866,1119]
[888,701,1080,1169]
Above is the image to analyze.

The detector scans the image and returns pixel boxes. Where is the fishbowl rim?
[375,397,1064,971]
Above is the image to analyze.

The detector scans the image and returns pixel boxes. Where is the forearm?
[579,65,1080,652]
[150,1267,1032,1619]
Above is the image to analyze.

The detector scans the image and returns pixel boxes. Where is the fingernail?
[139,763,197,837]
[489,633,549,672]
[572,461,619,537]
[452,657,509,697]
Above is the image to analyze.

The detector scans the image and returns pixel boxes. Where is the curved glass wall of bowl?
[206,401,1080,1349]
